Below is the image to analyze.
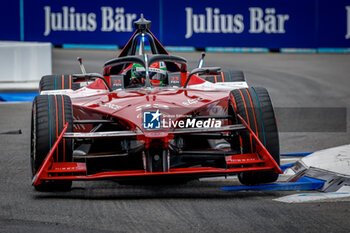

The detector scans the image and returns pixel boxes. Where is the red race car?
[31,15,281,191]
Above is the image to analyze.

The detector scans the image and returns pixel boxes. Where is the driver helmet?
[130,62,167,87]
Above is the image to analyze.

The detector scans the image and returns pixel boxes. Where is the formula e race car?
[31,15,282,191]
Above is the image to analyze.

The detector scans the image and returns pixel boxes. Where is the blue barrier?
[0,0,20,40]
[1,0,350,49]
[62,44,119,50]
[280,152,313,157]
[221,176,325,192]
[0,93,37,102]
[206,47,269,53]
[23,0,160,45]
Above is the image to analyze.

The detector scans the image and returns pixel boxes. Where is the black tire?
[226,70,245,82]
[230,87,280,185]
[201,70,245,83]
[31,95,74,191]
[39,75,79,92]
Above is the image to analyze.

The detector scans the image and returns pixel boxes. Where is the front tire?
[31,95,74,191]
[230,87,280,185]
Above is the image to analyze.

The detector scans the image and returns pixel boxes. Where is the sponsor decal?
[43,6,137,36]
[100,102,122,110]
[162,117,222,128]
[185,7,289,39]
[142,110,222,129]
[182,97,203,106]
[143,110,161,129]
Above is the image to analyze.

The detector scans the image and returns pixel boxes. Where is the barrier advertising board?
[1,0,350,48]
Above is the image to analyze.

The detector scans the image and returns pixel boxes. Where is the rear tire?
[230,87,280,185]
[225,70,245,82]
[31,95,74,191]
[201,70,245,83]
[39,75,78,92]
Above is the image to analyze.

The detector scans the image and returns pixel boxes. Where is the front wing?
[32,115,282,186]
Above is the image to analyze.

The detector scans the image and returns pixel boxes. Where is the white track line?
[274,186,350,203]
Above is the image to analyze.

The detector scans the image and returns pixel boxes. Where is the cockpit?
[103,29,187,90]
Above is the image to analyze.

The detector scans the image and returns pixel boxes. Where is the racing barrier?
[0,41,51,82]
[1,0,350,49]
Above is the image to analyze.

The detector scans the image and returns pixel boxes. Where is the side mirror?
[184,67,221,88]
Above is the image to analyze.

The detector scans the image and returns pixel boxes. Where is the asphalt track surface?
[1,49,350,232]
